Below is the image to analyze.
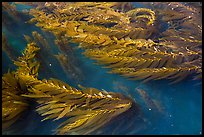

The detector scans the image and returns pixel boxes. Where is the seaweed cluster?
[2,41,136,135]
[26,2,202,84]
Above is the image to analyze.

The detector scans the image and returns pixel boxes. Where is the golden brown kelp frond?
[66,21,149,40]
[83,46,189,68]
[82,8,130,26]
[2,33,20,61]
[28,8,147,40]
[71,32,158,50]
[110,66,199,84]
[60,2,130,25]
[84,49,182,69]
[14,42,40,77]
[28,2,130,27]
[21,76,133,135]
[23,32,61,79]
[126,8,155,26]
[28,4,156,40]
[84,52,163,69]
[2,72,29,130]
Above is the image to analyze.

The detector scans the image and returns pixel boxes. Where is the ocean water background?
[2,2,202,135]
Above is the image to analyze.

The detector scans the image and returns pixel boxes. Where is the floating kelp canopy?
[24,2,202,84]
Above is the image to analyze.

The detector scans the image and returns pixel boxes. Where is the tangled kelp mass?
[25,2,202,84]
[2,40,135,135]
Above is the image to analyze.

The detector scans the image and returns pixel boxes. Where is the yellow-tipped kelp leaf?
[22,94,52,98]
[55,105,72,120]
[41,108,64,116]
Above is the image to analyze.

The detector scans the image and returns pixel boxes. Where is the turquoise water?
[2,2,202,135]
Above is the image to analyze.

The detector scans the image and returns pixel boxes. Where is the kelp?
[2,33,20,61]
[2,39,135,135]
[27,3,155,39]
[126,8,156,26]
[14,42,40,77]
[26,2,202,83]
[2,42,40,130]
[2,72,29,130]
[23,32,60,79]
[22,77,133,135]
[110,66,199,84]
[149,2,202,47]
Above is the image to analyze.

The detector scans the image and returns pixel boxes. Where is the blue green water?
[2,2,202,135]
